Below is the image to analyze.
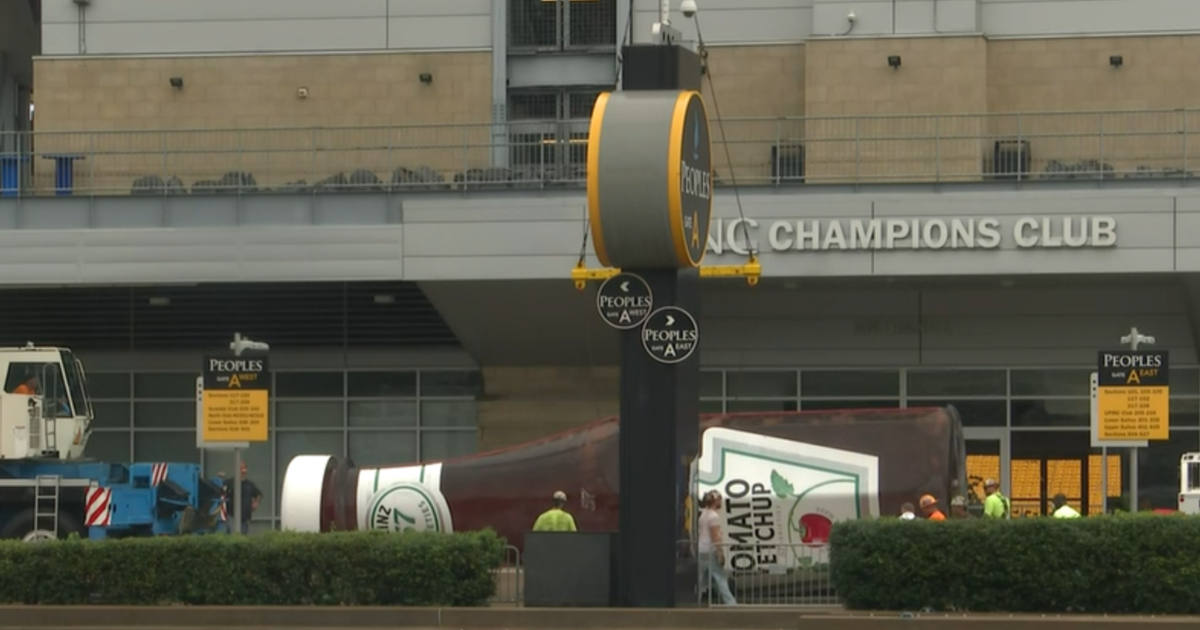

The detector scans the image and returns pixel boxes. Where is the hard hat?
[553,490,567,502]
[984,478,999,488]
[950,495,968,507]
[919,494,937,508]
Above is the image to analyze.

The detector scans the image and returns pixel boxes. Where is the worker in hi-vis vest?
[532,490,578,532]
[1051,493,1082,518]
[982,478,1011,519]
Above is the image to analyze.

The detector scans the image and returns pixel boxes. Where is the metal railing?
[698,542,839,607]
[491,544,524,606]
[2,108,1199,197]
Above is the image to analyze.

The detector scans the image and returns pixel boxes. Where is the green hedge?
[829,514,1200,615]
[0,530,505,606]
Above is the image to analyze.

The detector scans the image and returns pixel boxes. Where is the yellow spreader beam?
[572,255,761,291]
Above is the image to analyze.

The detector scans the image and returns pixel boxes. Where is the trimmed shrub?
[0,529,504,606]
[829,514,1200,614]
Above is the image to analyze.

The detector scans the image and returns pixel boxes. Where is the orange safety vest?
[927,510,947,521]
[12,383,34,395]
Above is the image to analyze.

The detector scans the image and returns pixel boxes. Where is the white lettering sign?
[707,216,1117,253]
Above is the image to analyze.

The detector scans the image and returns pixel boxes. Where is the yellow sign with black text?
[201,355,270,442]
[1096,350,1169,441]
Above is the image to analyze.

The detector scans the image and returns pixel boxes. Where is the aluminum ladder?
[34,475,61,538]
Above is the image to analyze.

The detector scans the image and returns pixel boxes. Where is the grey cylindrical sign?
[587,90,713,270]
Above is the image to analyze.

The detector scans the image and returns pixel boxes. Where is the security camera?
[681,0,698,18]
[847,10,857,23]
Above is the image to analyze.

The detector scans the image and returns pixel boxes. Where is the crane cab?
[0,343,93,461]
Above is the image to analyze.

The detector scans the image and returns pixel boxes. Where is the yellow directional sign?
[1096,350,1169,441]
[201,356,270,442]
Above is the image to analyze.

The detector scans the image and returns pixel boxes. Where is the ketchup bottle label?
[359,463,455,534]
[692,428,880,574]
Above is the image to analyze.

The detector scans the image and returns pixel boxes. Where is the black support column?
[614,44,704,609]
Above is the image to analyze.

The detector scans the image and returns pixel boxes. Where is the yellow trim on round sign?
[586,92,613,268]
[666,91,703,269]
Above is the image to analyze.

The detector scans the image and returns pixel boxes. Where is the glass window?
[421,430,477,461]
[699,371,724,398]
[91,401,132,429]
[134,431,200,464]
[275,372,344,398]
[726,399,798,413]
[1010,369,1091,397]
[349,430,418,468]
[802,370,900,398]
[134,401,194,429]
[85,430,130,462]
[1010,399,1089,428]
[420,370,482,397]
[87,373,131,399]
[1172,398,1200,431]
[348,400,418,428]
[204,440,273,518]
[348,371,417,398]
[906,369,1006,397]
[276,401,344,429]
[801,399,901,411]
[727,371,797,398]
[908,399,1006,427]
[700,399,724,414]
[1170,368,1200,397]
[1139,428,1200,511]
[134,373,198,399]
[275,431,345,519]
[421,401,477,428]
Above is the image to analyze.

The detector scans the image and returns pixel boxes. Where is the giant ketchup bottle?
[281,407,964,552]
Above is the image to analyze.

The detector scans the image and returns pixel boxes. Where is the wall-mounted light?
[887,55,902,70]
[419,73,433,85]
[297,87,309,99]
[169,77,184,89]
[1109,55,1124,68]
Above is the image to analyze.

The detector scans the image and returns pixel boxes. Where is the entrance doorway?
[1010,431,1126,516]
[963,428,1009,517]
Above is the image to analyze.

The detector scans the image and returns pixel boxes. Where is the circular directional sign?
[596,272,654,330]
[641,306,699,365]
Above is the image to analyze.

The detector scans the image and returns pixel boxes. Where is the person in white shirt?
[1051,493,1081,518]
[696,490,737,605]
[899,502,917,520]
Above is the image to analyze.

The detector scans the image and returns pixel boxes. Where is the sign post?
[1094,327,1168,514]
[200,333,271,534]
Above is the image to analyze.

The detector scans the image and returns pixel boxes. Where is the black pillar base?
[616,268,700,608]
[621,44,703,92]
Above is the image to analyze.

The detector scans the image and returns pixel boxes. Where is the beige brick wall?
[700,44,805,186]
[988,36,1200,179]
[32,53,492,194]
[477,366,618,452]
[805,36,988,183]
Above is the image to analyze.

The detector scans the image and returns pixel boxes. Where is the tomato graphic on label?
[797,513,832,547]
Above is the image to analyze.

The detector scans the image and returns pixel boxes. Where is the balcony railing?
[1,109,1198,197]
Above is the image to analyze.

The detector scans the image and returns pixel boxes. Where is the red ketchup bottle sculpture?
[281,407,964,555]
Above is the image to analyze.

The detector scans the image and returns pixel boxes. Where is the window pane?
[348,371,417,398]
[348,400,418,428]
[908,399,1006,427]
[277,401,343,429]
[1010,399,1089,428]
[1170,368,1200,396]
[700,399,724,414]
[907,369,1006,397]
[699,371,723,397]
[275,372,344,398]
[92,401,131,429]
[134,431,200,464]
[1010,369,1091,397]
[726,399,797,413]
[85,430,130,462]
[1138,427,1200,510]
[1172,398,1200,430]
[349,431,418,468]
[421,401,477,428]
[275,431,345,520]
[134,401,194,429]
[727,371,797,398]
[88,373,131,399]
[134,373,198,399]
[802,370,899,397]
[801,399,900,411]
[421,430,477,461]
[205,440,274,519]
[421,370,482,397]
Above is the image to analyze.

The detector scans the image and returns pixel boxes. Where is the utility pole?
[228,332,270,533]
